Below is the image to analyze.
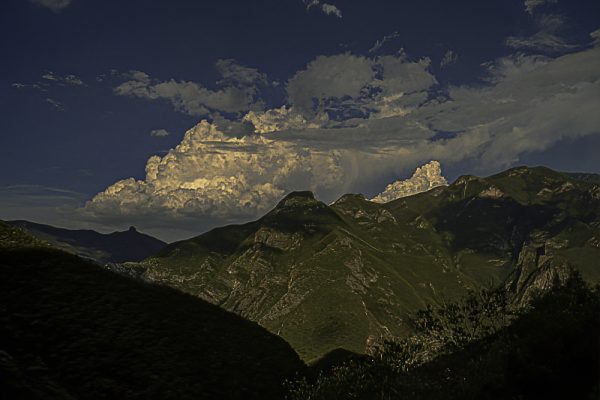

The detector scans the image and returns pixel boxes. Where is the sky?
[1,0,599,241]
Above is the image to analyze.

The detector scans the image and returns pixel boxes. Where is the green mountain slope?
[119,166,600,360]
[7,220,166,264]
[0,245,304,399]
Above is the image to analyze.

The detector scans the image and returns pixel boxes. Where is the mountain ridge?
[112,165,600,360]
[7,220,166,264]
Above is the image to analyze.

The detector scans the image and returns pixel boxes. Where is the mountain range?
[111,165,600,360]
[6,220,166,264]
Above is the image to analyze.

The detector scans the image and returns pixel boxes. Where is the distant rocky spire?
[371,161,448,203]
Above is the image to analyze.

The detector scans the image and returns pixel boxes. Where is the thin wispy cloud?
[30,0,73,12]
[150,129,170,137]
[304,0,342,18]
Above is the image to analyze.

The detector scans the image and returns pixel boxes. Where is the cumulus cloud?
[31,0,73,12]
[304,0,342,18]
[150,129,170,137]
[371,161,448,203]
[114,60,268,117]
[85,121,346,224]
[506,14,579,53]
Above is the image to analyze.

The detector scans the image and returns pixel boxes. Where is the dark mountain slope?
[7,220,166,263]
[0,246,304,400]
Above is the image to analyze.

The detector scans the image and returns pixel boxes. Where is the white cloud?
[243,106,328,133]
[524,0,557,15]
[440,50,458,68]
[85,121,346,223]
[506,14,579,53]
[371,161,448,203]
[42,71,86,86]
[31,0,73,12]
[150,129,170,137]
[304,0,342,18]
[114,60,268,117]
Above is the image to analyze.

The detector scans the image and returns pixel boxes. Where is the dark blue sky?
[1,0,599,240]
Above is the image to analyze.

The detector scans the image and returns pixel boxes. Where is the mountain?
[7,220,166,264]
[0,232,304,399]
[114,166,600,361]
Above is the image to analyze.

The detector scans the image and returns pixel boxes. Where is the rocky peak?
[275,191,318,209]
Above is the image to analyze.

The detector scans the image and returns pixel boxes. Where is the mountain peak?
[371,160,448,203]
[283,191,316,200]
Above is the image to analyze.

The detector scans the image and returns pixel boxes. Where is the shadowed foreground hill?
[287,275,600,399]
[0,246,304,400]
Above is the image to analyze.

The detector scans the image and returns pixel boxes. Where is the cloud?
[30,0,73,12]
[369,32,402,54]
[84,121,346,225]
[243,106,328,133]
[524,0,558,15]
[42,71,86,86]
[11,82,46,91]
[506,14,579,53]
[286,52,437,120]
[45,98,65,111]
[87,44,600,233]
[114,60,269,117]
[371,161,447,203]
[440,50,458,68]
[150,129,170,137]
[304,0,342,18]
[287,54,374,115]
[590,28,600,46]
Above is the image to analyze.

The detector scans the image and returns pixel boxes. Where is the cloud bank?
[85,29,600,236]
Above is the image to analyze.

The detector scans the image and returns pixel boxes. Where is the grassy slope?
[0,246,304,400]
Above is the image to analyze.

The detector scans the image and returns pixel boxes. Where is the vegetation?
[286,272,600,399]
[0,247,304,400]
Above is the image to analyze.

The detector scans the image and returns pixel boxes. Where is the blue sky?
[1,0,599,240]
